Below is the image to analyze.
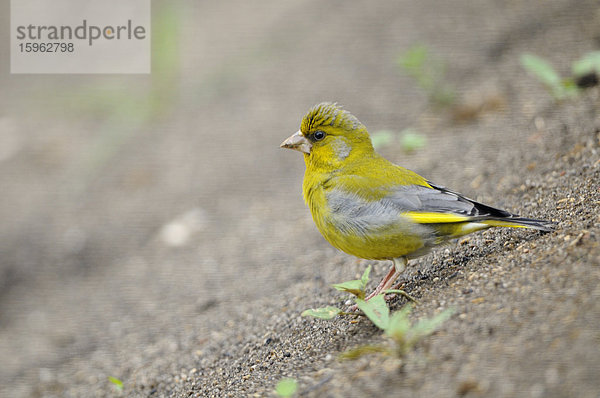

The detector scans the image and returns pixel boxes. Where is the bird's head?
[280,102,373,168]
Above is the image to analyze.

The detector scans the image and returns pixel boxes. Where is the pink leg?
[364,265,401,301]
[366,257,407,300]
[349,258,409,310]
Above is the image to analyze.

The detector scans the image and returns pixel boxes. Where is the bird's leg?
[364,266,399,301]
[364,257,407,301]
[348,258,410,312]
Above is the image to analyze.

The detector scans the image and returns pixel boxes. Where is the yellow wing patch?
[404,212,470,224]
[404,212,532,230]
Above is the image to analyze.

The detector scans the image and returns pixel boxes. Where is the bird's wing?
[388,182,514,223]
[326,175,513,226]
[325,173,553,240]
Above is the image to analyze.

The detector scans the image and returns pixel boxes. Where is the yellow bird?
[281,102,553,300]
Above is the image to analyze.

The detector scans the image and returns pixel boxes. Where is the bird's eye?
[313,130,326,141]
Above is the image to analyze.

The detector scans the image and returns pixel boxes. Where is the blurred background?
[1,0,599,396]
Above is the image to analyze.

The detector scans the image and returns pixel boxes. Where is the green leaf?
[399,129,427,153]
[301,306,342,320]
[339,344,390,360]
[520,53,575,99]
[356,295,390,330]
[360,265,372,287]
[407,308,455,344]
[108,376,123,391]
[332,265,371,299]
[371,130,395,150]
[331,280,365,298]
[371,130,396,149]
[398,44,454,107]
[398,45,436,92]
[275,378,298,397]
[572,51,600,76]
[385,304,413,342]
[398,45,427,74]
[521,54,561,87]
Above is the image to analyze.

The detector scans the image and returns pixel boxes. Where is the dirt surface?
[1,0,600,397]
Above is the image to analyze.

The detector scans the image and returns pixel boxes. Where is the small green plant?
[301,265,417,321]
[371,128,427,153]
[302,266,453,359]
[108,376,123,391]
[520,52,600,99]
[399,128,427,153]
[572,51,600,75]
[398,45,456,107]
[340,304,454,359]
[371,130,396,150]
[520,53,578,100]
[275,378,298,397]
[572,51,600,88]
[522,52,600,98]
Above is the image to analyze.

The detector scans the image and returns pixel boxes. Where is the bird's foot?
[346,283,418,312]
[346,258,413,312]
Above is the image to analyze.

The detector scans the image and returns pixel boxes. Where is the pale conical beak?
[280,130,312,154]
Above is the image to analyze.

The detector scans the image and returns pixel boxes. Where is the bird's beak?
[280,130,312,154]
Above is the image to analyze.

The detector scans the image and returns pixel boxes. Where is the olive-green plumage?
[281,102,553,298]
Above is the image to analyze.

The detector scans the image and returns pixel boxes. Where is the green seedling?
[275,378,298,397]
[302,266,452,360]
[572,51,600,76]
[301,306,345,319]
[398,44,456,107]
[301,265,417,321]
[572,51,600,88]
[400,128,427,153]
[371,128,427,153]
[340,305,454,359]
[355,294,390,329]
[371,130,396,150]
[385,304,454,356]
[331,263,372,300]
[520,53,578,100]
[108,376,123,391]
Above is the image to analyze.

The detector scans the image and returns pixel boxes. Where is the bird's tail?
[482,216,555,232]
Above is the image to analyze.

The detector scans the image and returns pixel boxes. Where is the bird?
[280,102,554,301]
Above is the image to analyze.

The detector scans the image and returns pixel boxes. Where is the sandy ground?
[1,0,599,397]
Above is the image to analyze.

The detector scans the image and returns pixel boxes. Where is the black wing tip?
[426,182,557,232]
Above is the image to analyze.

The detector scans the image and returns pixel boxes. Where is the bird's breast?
[303,178,431,260]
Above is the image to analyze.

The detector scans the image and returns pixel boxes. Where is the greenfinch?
[281,102,553,300]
